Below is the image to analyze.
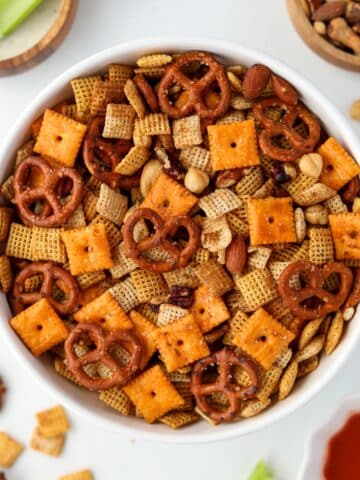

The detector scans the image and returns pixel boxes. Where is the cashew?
[184,168,209,194]
[328,17,360,55]
[305,205,329,225]
[140,159,162,197]
[294,208,306,242]
[298,153,323,179]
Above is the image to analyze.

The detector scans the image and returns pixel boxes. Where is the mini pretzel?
[278,261,353,320]
[123,207,200,273]
[158,52,231,120]
[133,74,159,112]
[191,348,261,423]
[64,323,142,390]
[83,116,140,190]
[12,262,80,315]
[13,156,84,227]
[344,268,360,310]
[253,97,321,162]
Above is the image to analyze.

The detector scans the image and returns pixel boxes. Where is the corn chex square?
[10,299,68,357]
[247,197,296,245]
[0,432,23,467]
[34,109,86,167]
[30,427,65,457]
[207,119,260,171]
[103,104,136,139]
[155,313,210,372]
[130,269,168,303]
[329,213,360,260]
[61,223,114,275]
[318,137,360,191]
[141,172,198,220]
[191,285,230,333]
[235,268,277,311]
[74,291,132,331]
[172,115,202,149]
[233,308,295,370]
[96,183,128,225]
[195,260,234,297]
[124,364,184,423]
[199,189,240,219]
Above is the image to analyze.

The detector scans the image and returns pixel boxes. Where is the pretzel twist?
[158,52,231,120]
[253,97,321,162]
[191,348,261,423]
[278,261,353,320]
[12,262,80,315]
[13,156,84,227]
[64,323,142,390]
[123,208,200,273]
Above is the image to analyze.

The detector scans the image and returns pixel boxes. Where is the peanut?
[314,21,327,35]
[298,153,323,179]
[184,168,209,194]
[283,163,298,180]
[140,159,162,197]
[305,205,329,225]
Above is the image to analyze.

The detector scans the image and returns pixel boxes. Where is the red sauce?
[323,412,360,480]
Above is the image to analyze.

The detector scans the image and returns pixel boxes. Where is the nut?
[215,168,244,188]
[294,208,306,242]
[271,74,299,105]
[298,153,323,179]
[168,285,194,309]
[242,64,271,100]
[225,235,247,275]
[305,205,329,225]
[350,99,360,120]
[341,176,360,203]
[328,17,360,55]
[314,21,327,35]
[312,1,347,21]
[346,2,360,25]
[184,168,209,194]
[353,196,360,212]
[140,159,162,197]
[343,306,355,321]
[283,163,298,180]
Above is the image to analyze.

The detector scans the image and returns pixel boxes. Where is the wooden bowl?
[0,0,77,76]
[286,0,360,71]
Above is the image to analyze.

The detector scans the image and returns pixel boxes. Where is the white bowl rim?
[298,393,360,480]
[1,36,360,444]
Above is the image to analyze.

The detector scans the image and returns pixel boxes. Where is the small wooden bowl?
[286,0,360,72]
[0,0,77,76]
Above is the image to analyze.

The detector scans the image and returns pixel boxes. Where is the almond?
[225,235,246,275]
[312,1,346,21]
[215,168,244,188]
[271,74,299,106]
[242,64,271,101]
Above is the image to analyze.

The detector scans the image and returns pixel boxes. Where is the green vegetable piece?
[248,460,273,480]
[0,0,43,38]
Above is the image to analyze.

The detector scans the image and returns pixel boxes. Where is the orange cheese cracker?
[141,171,198,220]
[34,109,87,167]
[247,197,297,245]
[124,364,184,423]
[36,405,70,438]
[318,137,360,191]
[10,299,69,357]
[329,213,360,260]
[207,119,260,171]
[61,223,114,275]
[191,285,230,333]
[129,310,158,368]
[74,291,132,331]
[232,307,295,370]
[155,313,210,372]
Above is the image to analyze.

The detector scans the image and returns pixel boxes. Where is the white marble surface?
[0,1,360,478]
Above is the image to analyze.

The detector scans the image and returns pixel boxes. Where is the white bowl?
[298,394,360,479]
[1,37,360,444]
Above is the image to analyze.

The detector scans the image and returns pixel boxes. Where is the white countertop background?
[0,1,360,478]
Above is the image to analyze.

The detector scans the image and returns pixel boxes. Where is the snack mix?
[2,50,360,428]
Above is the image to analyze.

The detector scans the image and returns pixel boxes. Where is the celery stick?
[248,460,273,480]
[0,0,43,38]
